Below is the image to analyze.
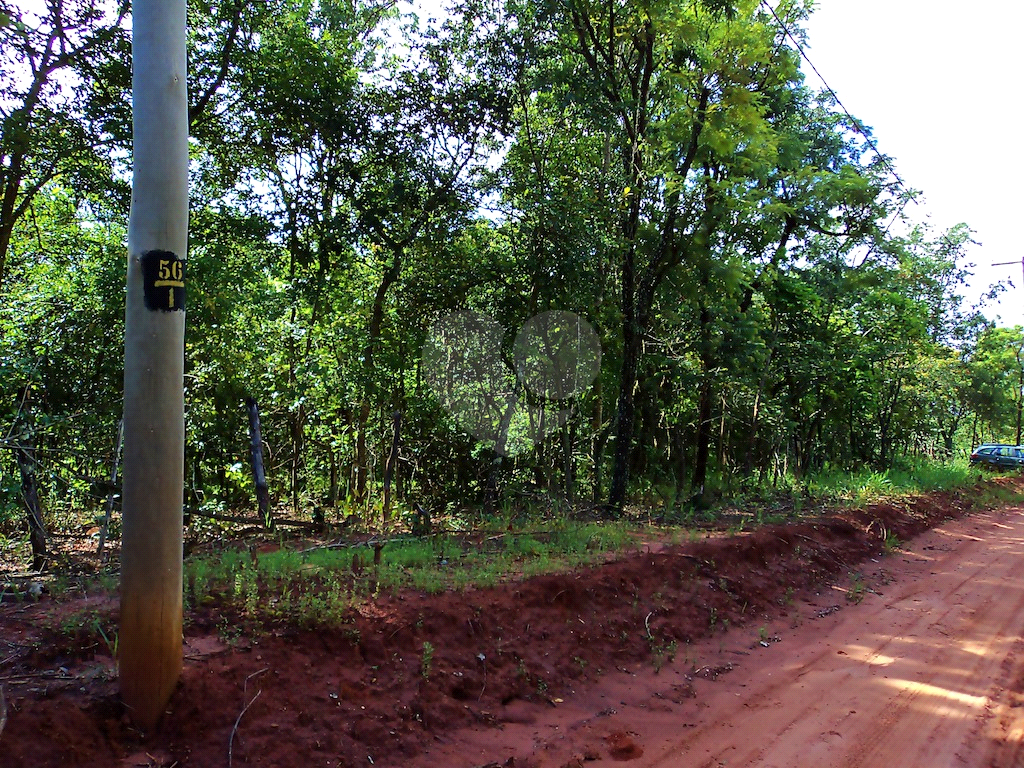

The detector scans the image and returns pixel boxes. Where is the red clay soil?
[2,479,1022,768]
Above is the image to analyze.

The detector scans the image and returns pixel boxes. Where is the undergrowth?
[171,460,1022,629]
[804,458,974,505]
[23,459,1021,637]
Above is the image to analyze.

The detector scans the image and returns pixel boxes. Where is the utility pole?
[119,0,188,731]
[1015,343,1023,447]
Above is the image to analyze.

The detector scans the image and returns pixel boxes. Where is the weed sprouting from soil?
[421,641,434,679]
[846,572,867,604]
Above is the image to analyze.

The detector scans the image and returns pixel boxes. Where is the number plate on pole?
[140,250,186,312]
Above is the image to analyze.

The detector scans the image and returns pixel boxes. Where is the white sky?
[802,0,1024,329]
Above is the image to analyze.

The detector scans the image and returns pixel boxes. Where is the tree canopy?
[2,0,1021,540]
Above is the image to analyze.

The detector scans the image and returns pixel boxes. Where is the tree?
[119,0,189,731]
[492,0,896,508]
[0,0,128,292]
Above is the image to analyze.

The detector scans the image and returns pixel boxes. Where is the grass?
[804,458,974,505]
[846,572,867,604]
[974,478,1024,507]
[50,606,120,660]
[421,641,434,679]
[182,519,653,627]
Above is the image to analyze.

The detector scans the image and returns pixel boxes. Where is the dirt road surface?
[418,506,1024,768]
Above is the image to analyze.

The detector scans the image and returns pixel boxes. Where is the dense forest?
[2,0,1023,542]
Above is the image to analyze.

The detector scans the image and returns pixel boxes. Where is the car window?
[979,448,994,455]
[994,448,1005,456]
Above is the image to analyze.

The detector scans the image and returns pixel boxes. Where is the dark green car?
[970,444,1024,469]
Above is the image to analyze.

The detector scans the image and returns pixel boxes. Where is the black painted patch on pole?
[140,250,186,312]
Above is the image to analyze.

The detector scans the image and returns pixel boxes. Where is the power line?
[992,257,1024,286]
[759,0,915,204]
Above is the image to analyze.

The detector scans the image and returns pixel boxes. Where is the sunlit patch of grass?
[805,458,974,506]
[182,519,660,628]
[974,479,1024,508]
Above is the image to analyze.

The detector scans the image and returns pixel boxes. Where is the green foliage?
[2,0,1022,544]
[183,519,650,625]
[846,572,866,604]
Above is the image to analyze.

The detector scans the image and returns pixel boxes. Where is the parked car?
[969,444,1024,469]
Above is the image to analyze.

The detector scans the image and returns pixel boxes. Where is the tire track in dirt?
[642,507,1024,768]
[643,527,1016,768]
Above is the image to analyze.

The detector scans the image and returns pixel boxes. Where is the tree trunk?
[13,388,47,572]
[691,379,713,498]
[289,402,304,515]
[97,419,124,561]
[743,344,774,476]
[119,0,188,731]
[355,252,403,504]
[246,397,272,529]
[329,452,340,507]
[382,410,402,526]
[590,375,605,502]
[671,424,688,492]
[355,399,371,504]
[607,310,640,511]
[485,381,523,511]
[1016,351,1023,446]
[562,415,576,503]
[0,218,14,294]
[16,445,46,572]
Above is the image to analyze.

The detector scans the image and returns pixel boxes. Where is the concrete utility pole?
[119,0,188,731]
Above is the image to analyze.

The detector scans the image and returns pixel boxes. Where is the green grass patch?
[805,458,974,505]
[973,479,1024,508]
[183,520,656,627]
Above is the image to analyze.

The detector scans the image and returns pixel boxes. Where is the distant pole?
[119,0,188,731]
[1015,345,1023,447]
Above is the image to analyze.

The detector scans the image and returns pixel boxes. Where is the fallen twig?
[0,684,7,741]
[189,509,315,529]
[298,535,416,556]
[0,670,74,682]
[243,667,269,696]
[228,689,262,768]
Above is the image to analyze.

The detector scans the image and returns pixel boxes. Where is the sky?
[801,0,1024,328]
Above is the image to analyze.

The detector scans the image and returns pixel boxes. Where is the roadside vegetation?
[2,0,1024,588]
[10,456,1023,654]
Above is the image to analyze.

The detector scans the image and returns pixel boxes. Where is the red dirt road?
[420,506,1024,768]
